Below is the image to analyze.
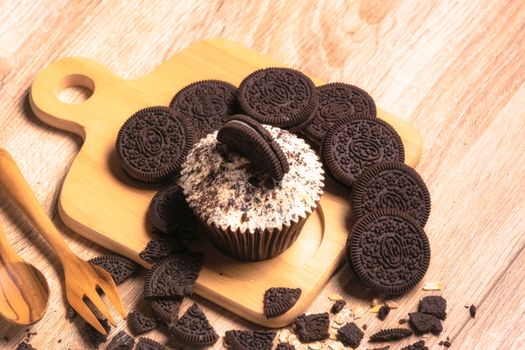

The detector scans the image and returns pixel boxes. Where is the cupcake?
[180,118,324,261]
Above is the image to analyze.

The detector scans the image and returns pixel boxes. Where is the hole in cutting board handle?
[56,74,94,104]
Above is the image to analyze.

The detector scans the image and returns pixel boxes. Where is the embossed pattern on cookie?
[369,328,414,342]
[88,253,140,285]
[217,115,290,181]
[135,337,166,350]
[169,80,238,140]
[150,298,182,325]
[169,303,219,345]
[224,330,276,350]
[115,106,194,183]
[352,161,431,227]
[321,117,404,188]
[143,252,203,298]
[263,287,301,318]
[305,83,376,144]
[127,310,158,336]
[346,209,430,295]
[238,67,318,129]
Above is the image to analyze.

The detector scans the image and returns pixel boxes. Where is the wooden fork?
[0,148,125,334]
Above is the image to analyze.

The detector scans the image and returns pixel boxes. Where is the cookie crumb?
[409,312,443,335]
[423,281,443,291]
[278,329,291,343]
[294,313,330,342]
[385,300,399,309]
[418,296,447,320]
[328,293,343,301]
[337,322,363,348]
[308,341,322,349]
[469,305,476,318]
[370,328,413,342]
[334,309,352,325]
[331,300,346,314]
[15,341,36,350]
[377,306,391,320]
[370,305,382,313]
[353,306,365,319]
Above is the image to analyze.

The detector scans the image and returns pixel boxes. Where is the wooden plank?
[452,244,525,349]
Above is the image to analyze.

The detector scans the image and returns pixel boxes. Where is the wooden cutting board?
[29,39,422,328]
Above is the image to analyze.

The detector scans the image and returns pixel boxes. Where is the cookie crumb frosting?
[180,125,324,232]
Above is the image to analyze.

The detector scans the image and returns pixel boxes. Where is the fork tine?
[70,299,108,335]
[98,281,126,318]
[85,290,116,326]
[91,265,126,318]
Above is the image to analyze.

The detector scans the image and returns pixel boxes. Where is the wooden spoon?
[0,223,49,325]
[0,148,125,334]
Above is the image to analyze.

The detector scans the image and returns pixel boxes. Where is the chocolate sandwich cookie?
[304,83,377,144]
[276,343,295,350]
[148,185,183,234]
[89,253,140,285]
[143,252,203,298]
[263,287,301,318]
[337,322,364,348]
[139,238,185,264]
[217,115,290,181]
[352,161,431,227]
[238,67,319,129]
[150,298,182,325]
[346,209,430,295]
[147,185,198,237]
[369,328,413,342]
[169,80,238,140]
[127,310,158,336]
[321,117,404,188]
[169,303,218,345]
[294,312,330,342]
[224,330,276,350]
[106,330,135,350]
[135,337,166,350]
[116,106,194,183]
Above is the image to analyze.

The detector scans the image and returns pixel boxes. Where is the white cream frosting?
[180,125,324,232]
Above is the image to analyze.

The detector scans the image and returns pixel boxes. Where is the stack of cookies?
[301,75,431,295]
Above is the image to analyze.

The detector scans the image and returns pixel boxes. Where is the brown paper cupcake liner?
[204,211,312,261]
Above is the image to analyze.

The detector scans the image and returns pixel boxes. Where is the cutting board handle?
[29,57,117,138]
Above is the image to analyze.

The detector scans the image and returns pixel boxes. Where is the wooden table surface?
[0,1,523,349]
